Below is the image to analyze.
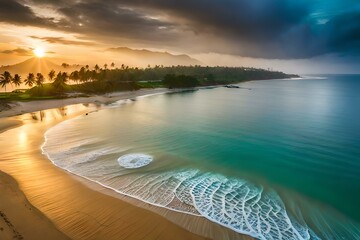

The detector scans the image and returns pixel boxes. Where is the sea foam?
[41,107,319,240]
[42,129,318,239]
[118,154,153,168]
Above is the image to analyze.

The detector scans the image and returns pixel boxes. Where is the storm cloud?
[1,0,360,59]
[0,0,49,26]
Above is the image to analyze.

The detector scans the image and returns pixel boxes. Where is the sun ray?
[34,47,45,58]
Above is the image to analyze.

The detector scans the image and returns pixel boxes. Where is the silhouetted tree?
[52,72,68,95]
[36,73,44,87]
[94,64,100,72]
[12,74,22,87]
[48,70,56,82]
[24,73,35,88]
[70,71,80,84]
[35,73,44,95]
[0,71,12,93]
[61,63,70,68]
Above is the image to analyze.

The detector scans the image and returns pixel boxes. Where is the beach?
[0,171,69,240]
[0,89,252,240]
[0,89,172,118]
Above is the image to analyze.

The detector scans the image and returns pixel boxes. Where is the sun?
[33,47,45,58]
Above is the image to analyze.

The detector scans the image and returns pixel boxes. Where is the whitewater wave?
[42,128,319,240]
[118,154,153,168]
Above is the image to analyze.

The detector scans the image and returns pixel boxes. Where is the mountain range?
[108,47,201,67]
[0,47,201,77]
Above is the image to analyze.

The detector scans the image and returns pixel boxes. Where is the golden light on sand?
[34,47,45,58]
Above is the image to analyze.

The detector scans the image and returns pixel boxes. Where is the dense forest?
[0,65,299,98]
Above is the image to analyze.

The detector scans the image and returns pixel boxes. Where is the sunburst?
[33,47,45,58]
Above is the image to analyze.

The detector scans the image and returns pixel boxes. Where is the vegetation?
[24,73,35,87]
[0,71,12,93]
[163,74,199,88]
[0,64,298,100]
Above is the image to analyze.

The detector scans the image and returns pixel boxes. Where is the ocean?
[42,75,360,239]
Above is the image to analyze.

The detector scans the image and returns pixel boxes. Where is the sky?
[0,0,359,74]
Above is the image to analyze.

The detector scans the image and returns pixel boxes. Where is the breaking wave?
[42,125,319,239]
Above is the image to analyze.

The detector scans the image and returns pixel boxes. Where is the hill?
[0,58,77,77]
[108,47,201,67]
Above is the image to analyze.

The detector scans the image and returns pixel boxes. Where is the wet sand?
[0,119,22,134]
[0,90,252,240]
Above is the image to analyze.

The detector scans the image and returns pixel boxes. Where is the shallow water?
[42,75,360,239]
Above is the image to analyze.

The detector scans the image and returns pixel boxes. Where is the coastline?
[0,88,173,118]
[0,77,302,119]
[0,88,252,240]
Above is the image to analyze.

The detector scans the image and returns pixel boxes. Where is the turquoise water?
[42,75,360,239]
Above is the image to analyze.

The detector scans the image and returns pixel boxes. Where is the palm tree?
[36,73,44,87]
[111,62,115,69]
[79,67,86,83]
[94,64,100,72]
[70,71,80,84]
[0,71,13,93]
[35,73,45,95]
[24,73,35,88]
[104,63,108,70]
[53,72,68,95]
[48,70,55,82]
[12,74,22,88]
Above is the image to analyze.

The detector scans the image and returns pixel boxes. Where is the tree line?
[1,64,298,96]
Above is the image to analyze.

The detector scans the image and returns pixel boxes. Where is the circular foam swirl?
[118,154,153,168]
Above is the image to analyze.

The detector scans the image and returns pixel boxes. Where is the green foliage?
[26,83,58,97]
[163,74,199,88]
[0,91,59,101]
[71,81,139,94]
[2,65,298,99]
[136,81,164,89]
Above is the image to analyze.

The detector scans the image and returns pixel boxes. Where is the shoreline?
[0,77,302,119]
[0,88,175,118]
[0,87,252,240]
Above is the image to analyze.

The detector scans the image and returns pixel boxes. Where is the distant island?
[0,63,299,102]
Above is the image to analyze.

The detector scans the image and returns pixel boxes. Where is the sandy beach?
[0,171,69,240]
[0,89,252,240]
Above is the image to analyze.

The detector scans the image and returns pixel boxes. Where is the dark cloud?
[1,0,360,60]
[56,1,177,41]
[121,0,309,41]
[0,48,33,56]
[0,0,47,26]
[30,36,97,46]
[323,10,360,54]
